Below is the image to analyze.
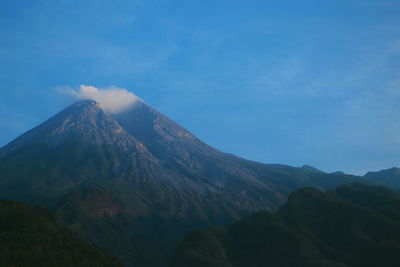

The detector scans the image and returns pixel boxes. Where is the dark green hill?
[0,199,122,267]
[172,183,400,267]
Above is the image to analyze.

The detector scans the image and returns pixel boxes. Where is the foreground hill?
[0,200,122,267]
[172,183,400,267]
[0,100,372,266]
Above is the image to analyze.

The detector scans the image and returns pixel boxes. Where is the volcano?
[0,99,365,266]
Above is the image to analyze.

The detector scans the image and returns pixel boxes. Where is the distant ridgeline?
[172,183,400,267]
[364,167,400,190]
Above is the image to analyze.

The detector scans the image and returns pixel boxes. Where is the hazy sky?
[1,0,399,175]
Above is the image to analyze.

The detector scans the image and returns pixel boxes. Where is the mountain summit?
[0,100,365,266]
[0,99,326,207]
[1,100,141,151]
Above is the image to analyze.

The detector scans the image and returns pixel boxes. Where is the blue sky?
[1,0,399,175]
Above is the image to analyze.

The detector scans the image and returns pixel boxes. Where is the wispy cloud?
[68,85,141,113]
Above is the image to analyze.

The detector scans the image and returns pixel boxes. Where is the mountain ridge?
[364,167,400,189]
[0,99,382,266]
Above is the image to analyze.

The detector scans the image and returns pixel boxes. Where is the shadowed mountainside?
[0,199,122,267]
[172,183,400,267]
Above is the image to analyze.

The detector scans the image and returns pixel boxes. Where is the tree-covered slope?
[172,183,400,267]
[0,199,122,267]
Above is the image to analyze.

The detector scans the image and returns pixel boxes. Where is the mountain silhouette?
[364,167,400,190]
[172,183,400,267]
[0,100,371,266]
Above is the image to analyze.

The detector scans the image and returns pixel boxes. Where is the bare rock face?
[0,100,365,266]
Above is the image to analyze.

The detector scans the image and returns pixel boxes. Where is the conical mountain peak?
[0,99,363,199]
[0,100,146,157]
